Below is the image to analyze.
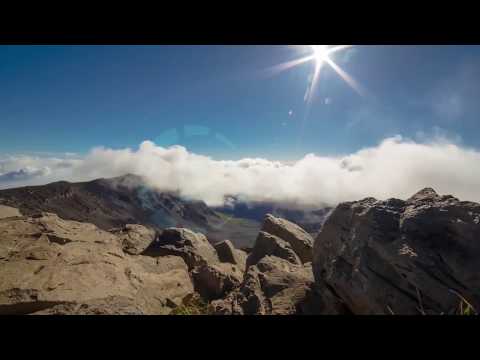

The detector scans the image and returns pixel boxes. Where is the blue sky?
[1,45,480,205]
[1,45,479,160]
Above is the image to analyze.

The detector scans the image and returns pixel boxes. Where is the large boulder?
[111,224,156,255]
[191,263,243,301]
[214,240,247,272]
[247,231,301,267]
[0,213,194,315]
[313,188,480,315]
[261,214,314,263]
[142,228,218,270]
[210,256,316,315]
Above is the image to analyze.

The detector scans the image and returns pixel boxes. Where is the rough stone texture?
[110,224,156,255]
[210,256,315,315]
[247,231,301,268]
[0,213,194,315]
[0,205,21,219]
[261,214,314,263]
[296,281,351,315]
[313,188,480,315]
[191,263,243,301]
[214,240,247,272]
[142,228,218,270]
[31,296,145,315]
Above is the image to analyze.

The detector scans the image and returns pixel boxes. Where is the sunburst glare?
[269,45,362,104]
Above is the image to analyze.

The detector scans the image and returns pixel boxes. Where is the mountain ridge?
[0,174,328,248]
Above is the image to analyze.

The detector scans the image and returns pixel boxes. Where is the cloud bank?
[1,136,479,208]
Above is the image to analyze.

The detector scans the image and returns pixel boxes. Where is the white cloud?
[1,136,480,208]
[0,167,51,183]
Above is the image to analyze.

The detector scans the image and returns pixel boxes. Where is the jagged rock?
[214,240,247,272]
[247,231,301,267]
[313,188,480,315]
[296,281,351,315]
[142,228,218,270]
[211,256,315,315]
[261,214,313,263]
[406,187,440,203]
[191,263,243,301]
[0,205,21,219]
[111,224,156,255]
[0,213,194,315]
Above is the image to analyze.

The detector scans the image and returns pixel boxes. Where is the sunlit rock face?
[0,211,194,315]
[313,188,480,315]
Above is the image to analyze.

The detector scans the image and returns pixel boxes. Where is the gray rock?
[247,231,301,267]
[142,228,219,270]
[191,263,243,301]
[261,214,314,263]
[0,213,194,315]
[313,188,480,315]
[214,240,247,272]
[211,256,315,315]
[111,224,156,255]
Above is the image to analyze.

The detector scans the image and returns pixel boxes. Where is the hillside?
[0,175,261,248]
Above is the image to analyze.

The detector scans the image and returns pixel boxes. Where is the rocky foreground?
[0,188,479,315]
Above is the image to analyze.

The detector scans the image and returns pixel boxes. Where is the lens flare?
[269,45,362,104]
[310,45,330,65]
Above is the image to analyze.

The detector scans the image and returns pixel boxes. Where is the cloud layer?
[1,136,479,208]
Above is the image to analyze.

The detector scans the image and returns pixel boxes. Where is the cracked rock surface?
[0,212,193,315]
[313,188,480,315]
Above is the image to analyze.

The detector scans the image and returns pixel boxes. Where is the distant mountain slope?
[0,175,149,229]
[0,174,331,248]
[215,200,332,236]
[0,175,261,248]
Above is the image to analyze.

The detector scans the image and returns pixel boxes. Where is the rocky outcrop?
[111,224,156,255]
[261,214,314,263]
[3,186,479,316]
[247,231,301,267]
[206,215,326,315]
[214,240,247,272]
[210,256,316,315]
[191,263,243,301]
[142,228,219,270]
[0,206,322,316]
[0,212,194,315]
[313,188,480,315]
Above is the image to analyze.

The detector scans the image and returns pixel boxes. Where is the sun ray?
[305,60,324,104]
[324,58,365,96]
[268,45,362,103]
[264,55,315,77]
[327,45,354,54]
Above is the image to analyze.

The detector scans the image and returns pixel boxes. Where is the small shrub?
[449,290,478,316]
[169,294,211,316]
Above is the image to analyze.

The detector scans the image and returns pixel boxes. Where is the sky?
[1,45,480,206]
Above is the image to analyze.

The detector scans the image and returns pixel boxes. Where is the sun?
[310,45,330,65]
[267,45,363,103]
